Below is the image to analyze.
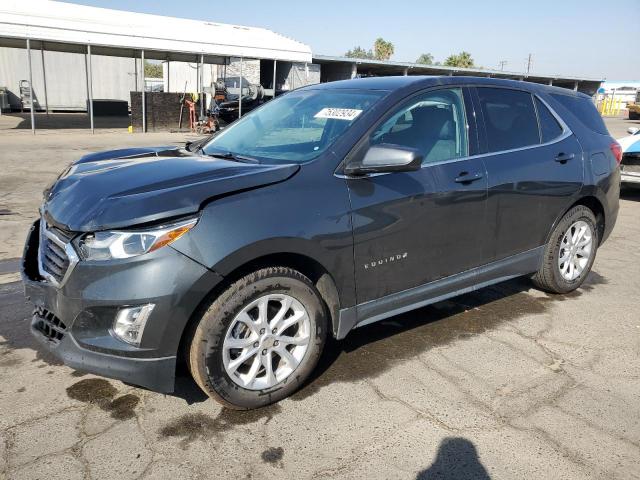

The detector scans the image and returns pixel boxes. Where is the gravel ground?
[0,118,639,480]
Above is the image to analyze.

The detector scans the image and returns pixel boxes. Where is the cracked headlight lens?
[77,217,198,261]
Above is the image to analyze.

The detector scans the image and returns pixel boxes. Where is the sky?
[73,0,639,81]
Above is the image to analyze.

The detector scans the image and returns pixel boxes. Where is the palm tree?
[416,53,434,65]
[444,51,475,68]
[374,38,394,61]
[344,46,374,60]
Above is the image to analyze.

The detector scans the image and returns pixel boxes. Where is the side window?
[550,93,608,135]
[477,88,540,152]
[535,97,563,142]
[370,88,468,164]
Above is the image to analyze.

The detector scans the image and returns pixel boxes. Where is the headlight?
[77,217,198,261]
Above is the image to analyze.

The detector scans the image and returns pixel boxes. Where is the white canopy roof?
[0,0,312,62]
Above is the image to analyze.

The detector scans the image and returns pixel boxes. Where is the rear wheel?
[532,205,598,294]
[189,267,327,409]
[629,111,639,120]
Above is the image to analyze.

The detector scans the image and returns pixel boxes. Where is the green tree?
[416,53,434,65]
[443,51,475,68]
[144,60,163,78]
[373,37,394,61]
[344,46,374,59]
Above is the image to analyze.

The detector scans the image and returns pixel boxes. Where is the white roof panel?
[0,0,312,62]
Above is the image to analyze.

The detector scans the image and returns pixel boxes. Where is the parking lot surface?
[1,119,639,479]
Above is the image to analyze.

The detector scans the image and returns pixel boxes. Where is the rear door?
[347,87,490,303]
[473,86,583,262]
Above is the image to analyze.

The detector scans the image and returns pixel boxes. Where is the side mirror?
[345,144,423,176]
[627,127,639,135]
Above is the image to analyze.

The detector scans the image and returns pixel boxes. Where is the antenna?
[498,60,507,71]
[526,54,532,74]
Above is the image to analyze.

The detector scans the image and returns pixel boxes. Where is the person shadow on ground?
[416,437,491,480]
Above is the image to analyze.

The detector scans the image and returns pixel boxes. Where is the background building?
[0,0,604,132]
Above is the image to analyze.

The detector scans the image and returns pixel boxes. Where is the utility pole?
[498,60,507,71]
[526,53,532,75]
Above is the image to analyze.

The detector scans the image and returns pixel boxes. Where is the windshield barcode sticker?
[314,108,363,121]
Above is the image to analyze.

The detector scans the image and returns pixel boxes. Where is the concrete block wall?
[223,58,260,87]
[131,91,205,132]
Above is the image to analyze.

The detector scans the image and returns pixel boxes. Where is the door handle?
[555,153,575,164]
[454,171,484,184]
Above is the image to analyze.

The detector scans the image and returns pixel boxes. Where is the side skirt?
[335,246,544,339]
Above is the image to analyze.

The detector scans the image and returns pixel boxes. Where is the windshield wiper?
[203,151,259,164]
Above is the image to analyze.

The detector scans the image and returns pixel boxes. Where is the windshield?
[202,89,385,163]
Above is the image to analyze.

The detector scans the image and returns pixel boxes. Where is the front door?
[347,87,489,304]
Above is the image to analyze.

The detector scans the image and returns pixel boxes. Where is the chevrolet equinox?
[22,77,620,409]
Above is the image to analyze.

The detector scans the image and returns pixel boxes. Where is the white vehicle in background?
[618,127,640,187]
[618,127,640,150]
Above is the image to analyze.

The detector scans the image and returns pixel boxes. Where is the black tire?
[629,111,639,120]
[532,205,598,294]
[189,267,327,409]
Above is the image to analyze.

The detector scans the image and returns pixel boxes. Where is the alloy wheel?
[558,220,593,281]
[222,294,311,390]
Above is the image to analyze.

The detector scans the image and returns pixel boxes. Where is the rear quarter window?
[549,94,609,135]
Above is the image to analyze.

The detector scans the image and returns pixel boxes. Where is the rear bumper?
[621,171,640,184]
[22,220,223,393]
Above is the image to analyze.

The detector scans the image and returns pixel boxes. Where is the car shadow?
[291,271,605,401]
[416,437,491,479]
[5,113,130,129]
[168,276,543,405]
[620,187,640,202]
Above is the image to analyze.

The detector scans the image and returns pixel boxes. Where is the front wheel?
[189,267,327,409]
[532,205,598,294]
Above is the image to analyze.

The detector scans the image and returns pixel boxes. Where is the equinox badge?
[364,252,408,269]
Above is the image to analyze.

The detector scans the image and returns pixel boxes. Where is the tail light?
[610,142,622,165]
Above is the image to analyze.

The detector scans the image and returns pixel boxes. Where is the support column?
[200,54,204,118]
[403,68,408,76]
[351,63,357,79]
[166,60,170,92]
[239,57,243,118]
[26,39,35,134]
[87,44,94,133]
[548,79,553,86]
[141,50,146,133]
[272,60,277,98]
[574,81,579,91]
[41,46,49,115]
[134,56,138,92]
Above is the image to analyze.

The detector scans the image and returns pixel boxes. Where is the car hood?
[624,138,640,154]
[42,146,300,232]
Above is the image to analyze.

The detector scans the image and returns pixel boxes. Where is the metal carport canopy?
[0,0,312,62]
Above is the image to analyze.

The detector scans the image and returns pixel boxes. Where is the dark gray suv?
[22,76,620,409]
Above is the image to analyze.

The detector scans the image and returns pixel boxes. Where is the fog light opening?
[112,304,155,346]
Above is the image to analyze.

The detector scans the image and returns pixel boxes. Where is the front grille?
[32,307,67,344]
[38,220,78,286]
[41,235,70,282]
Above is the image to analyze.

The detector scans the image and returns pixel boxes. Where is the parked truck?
[628,91,640,120]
